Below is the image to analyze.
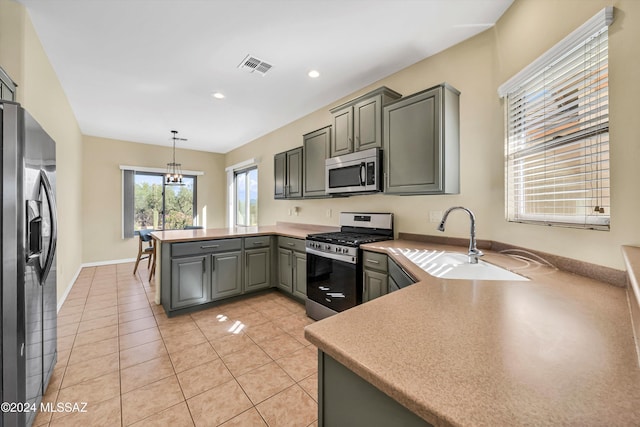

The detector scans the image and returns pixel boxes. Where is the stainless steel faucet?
[437,207,484,264]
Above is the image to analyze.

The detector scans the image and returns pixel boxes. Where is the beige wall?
[0,0,84,302]
[227,0,640,270]
[81,135,226,264]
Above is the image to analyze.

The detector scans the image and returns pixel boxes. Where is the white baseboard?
[56,258,138,312]
[81,257,137,267]
[57,266,82,313]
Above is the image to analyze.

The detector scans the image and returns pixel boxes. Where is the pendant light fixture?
[166,130,186,186]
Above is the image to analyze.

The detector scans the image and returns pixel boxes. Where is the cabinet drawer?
[172,238,242,257]
[245,236,272,249]
[363,251,388,272]
[278,236,305,252]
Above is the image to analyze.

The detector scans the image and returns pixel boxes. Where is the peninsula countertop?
[150,223,339,243]
[304,239,640,426]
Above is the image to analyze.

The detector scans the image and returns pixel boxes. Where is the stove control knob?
[342,248,349,254]
[325,245,331,251]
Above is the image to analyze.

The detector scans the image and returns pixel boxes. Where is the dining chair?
[133,229,155,280]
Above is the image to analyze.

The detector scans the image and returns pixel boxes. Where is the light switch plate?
[429,211,443,223]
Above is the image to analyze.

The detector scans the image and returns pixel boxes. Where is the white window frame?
[498,7,613,230]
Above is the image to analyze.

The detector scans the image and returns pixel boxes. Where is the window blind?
[500,7,613,230]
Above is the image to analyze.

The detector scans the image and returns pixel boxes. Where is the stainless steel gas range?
[305,212,394,320]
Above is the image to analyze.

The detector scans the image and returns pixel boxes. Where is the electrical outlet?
[326,209,332,218]
[288,209,292,216]
[429,210,443,223]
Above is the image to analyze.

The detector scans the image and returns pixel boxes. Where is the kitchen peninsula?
[305,238,640,426]
[150,223,337,314]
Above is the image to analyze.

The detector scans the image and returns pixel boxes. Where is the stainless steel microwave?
[325,148,382,195]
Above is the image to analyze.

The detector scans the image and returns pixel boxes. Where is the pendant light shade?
[166,130,186,186]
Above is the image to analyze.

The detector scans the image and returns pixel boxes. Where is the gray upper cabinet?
[383,83,460,195]
[274,152,287,199]
[330,87,401,157]
[353,95,382,152]
[274,147,303,199]
[303,126,331,198]
[331,106,353,157]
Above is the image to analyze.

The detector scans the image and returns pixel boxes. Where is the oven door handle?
[359,162,366,186]
[305,247,356,264]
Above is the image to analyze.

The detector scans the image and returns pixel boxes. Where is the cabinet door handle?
[366,259,380,264]
[289,253,292,266]
[202,258,206,273]
[201,244,219,249]
[287,242,295,246]
[253,241,263,245]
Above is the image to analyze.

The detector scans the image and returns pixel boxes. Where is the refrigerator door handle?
[38,170,57,285]
[26,200,43,262]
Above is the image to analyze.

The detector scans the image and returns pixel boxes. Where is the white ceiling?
[18,0,514,153]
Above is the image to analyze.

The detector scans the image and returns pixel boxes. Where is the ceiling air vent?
[237,54,273,76]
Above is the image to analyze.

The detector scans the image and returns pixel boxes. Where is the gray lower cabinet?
[277,237,306,299]
[277,248,294,293]
[164,238,243,313]
[363,269,387,302]
[303,126,331,198]
[245,247,271,292]
[362,250,388,303]
[330,87,401,157]
[274,147,303,199]
[171,255,209,309]
[319,351,431,427]
[388,257,415,292]
[383,83,460,195]
[211,251,242,300]
[293,251,307,299]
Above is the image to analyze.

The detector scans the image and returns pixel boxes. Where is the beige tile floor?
[35,262,319,427]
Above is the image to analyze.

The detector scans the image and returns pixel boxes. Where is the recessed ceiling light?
[308,70,320,79]
[212,92,225,99]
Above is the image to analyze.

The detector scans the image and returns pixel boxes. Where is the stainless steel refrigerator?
[1,101,57,427]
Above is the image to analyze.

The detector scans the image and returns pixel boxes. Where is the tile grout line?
[58,265,318,426]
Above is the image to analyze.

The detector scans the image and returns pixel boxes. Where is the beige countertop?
[151,223,338,243]
[305,239,640,426]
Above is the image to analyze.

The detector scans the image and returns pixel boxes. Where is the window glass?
[133,172,196,231]
[235,167,258,226]
[502,14,610,230]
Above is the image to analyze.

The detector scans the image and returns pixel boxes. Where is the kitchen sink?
[397,249,530,281]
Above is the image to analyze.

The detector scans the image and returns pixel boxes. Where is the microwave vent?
[237,54,273,76]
